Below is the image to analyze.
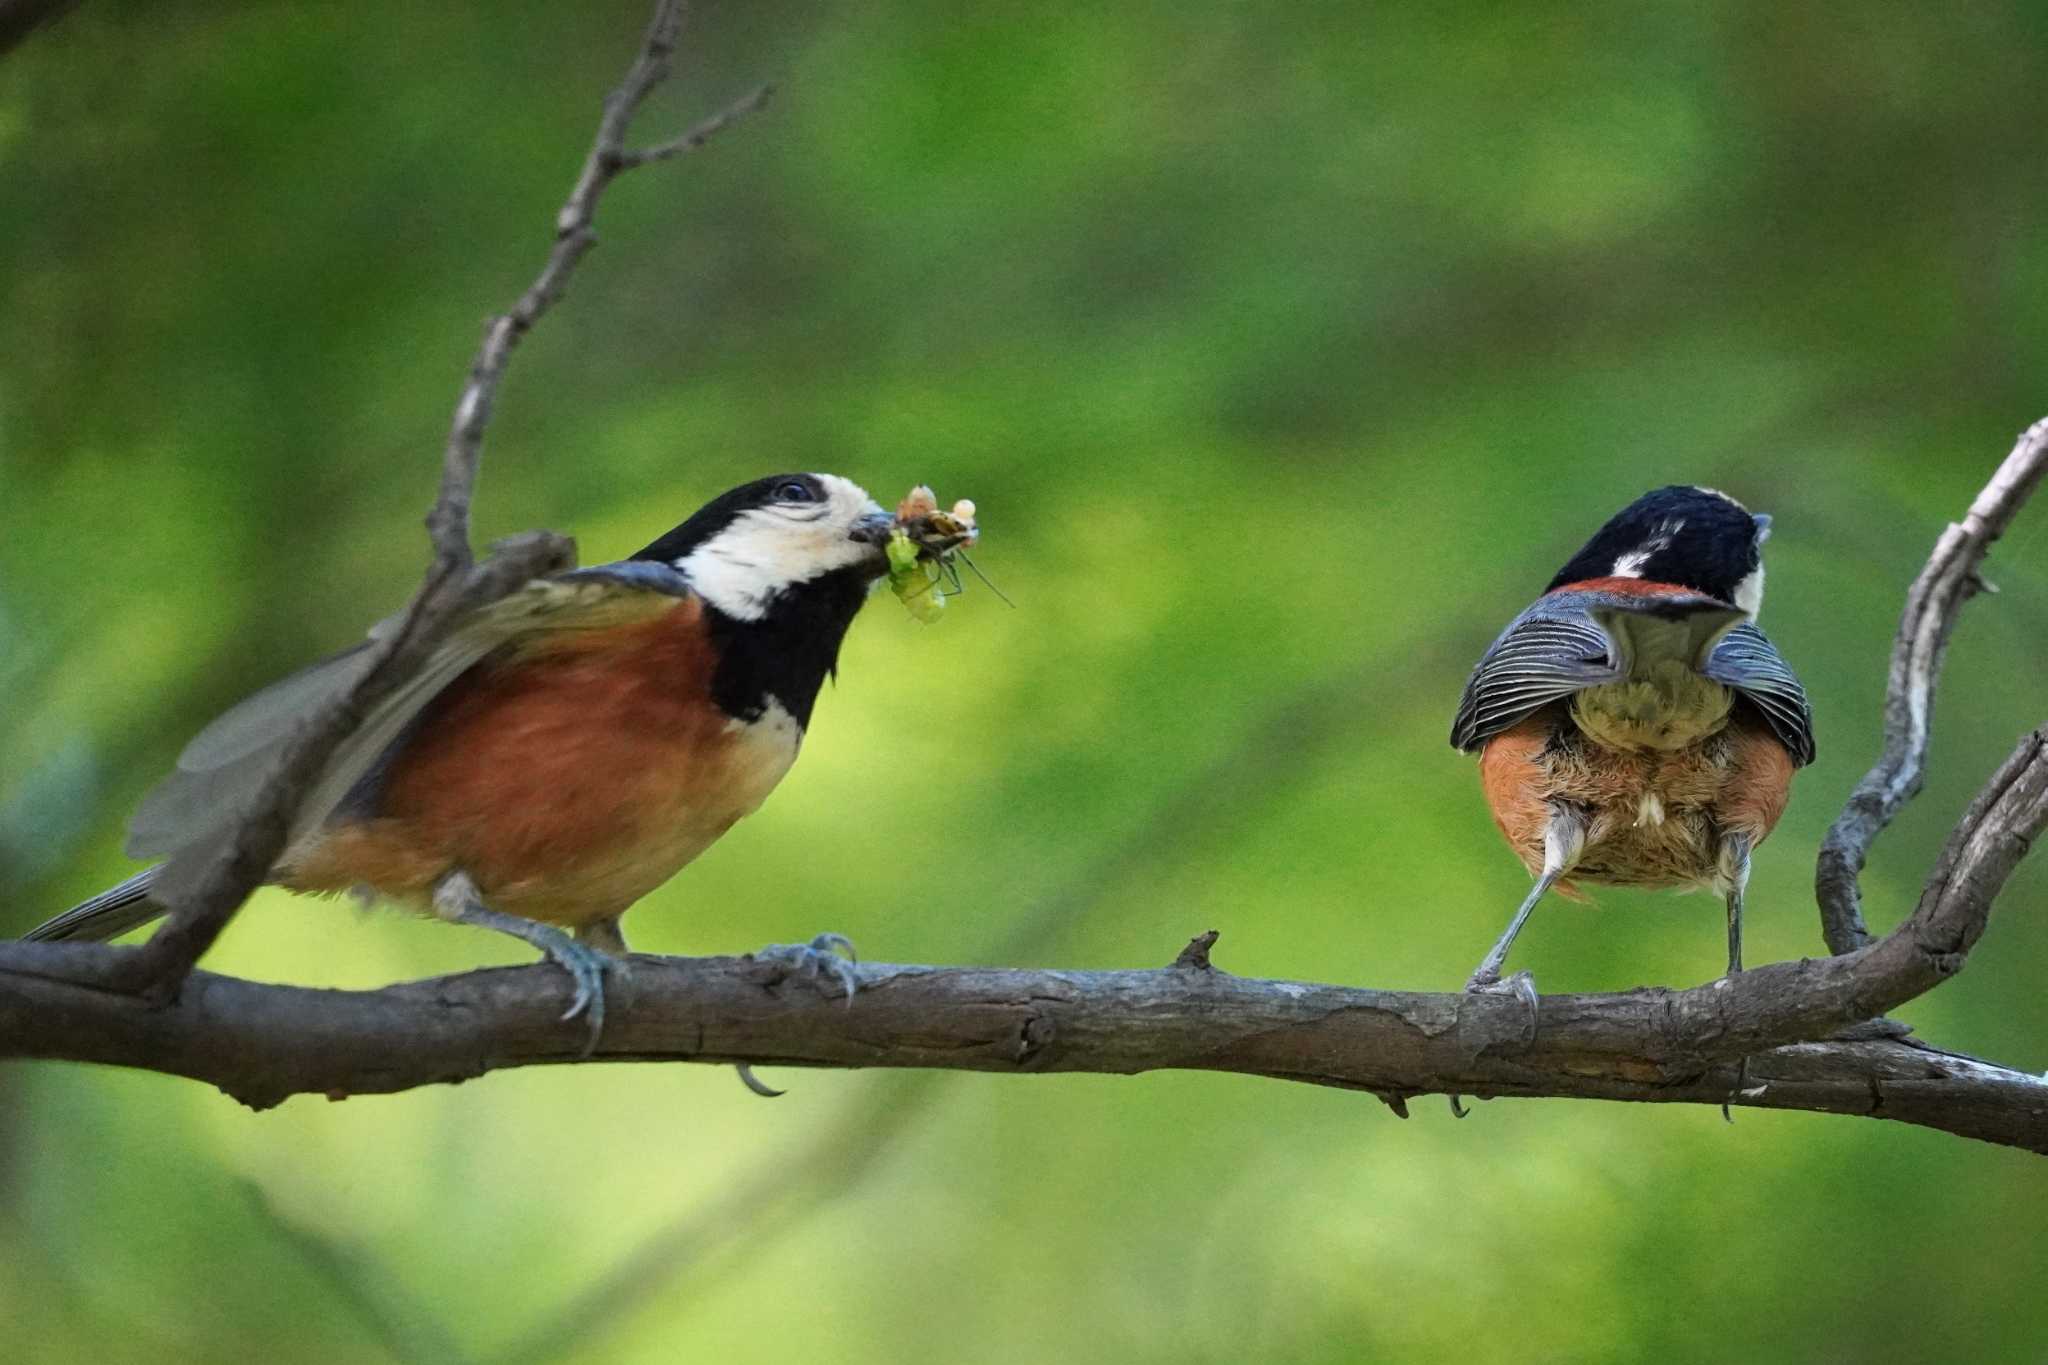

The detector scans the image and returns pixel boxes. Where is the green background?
[6,3,2048,1361]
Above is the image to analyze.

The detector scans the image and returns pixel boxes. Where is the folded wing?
[129,562,696,904]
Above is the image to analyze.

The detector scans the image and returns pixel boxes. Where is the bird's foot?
[432,874,619,1056]
[738,933,862,1099]
[1449,969,1539,1117]
[547,935,617,1033]
[521,929,620,1058]
[1466,967,1539,1045]
[1464,967,1539,1018]
[752,931,861,1003]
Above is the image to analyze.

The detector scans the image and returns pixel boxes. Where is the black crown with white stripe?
[1545,485,1769,609]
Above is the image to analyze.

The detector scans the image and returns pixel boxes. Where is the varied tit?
[1448,485,1815,998]
[28,474,922,1057]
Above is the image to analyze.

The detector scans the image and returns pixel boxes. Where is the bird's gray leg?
[434,872,615,1055]
[1723,834,1751,979]
[1466,804,1584,994]
[575,915,629,956]
[1452,805,1583,1118]
[1720,835,1754,1122]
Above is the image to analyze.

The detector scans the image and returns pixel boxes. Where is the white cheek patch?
[676,475,882,621]
[1732,562,1764,617]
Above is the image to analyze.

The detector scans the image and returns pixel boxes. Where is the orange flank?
[1716,722,1796,847]
[1478,715,1555,879]
[280,596,800,927]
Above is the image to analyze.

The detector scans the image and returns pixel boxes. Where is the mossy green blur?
[5,2,2048,1363]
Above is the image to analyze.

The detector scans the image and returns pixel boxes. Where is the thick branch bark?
[4,948,2046,1151]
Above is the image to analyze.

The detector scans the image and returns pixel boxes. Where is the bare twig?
[1815,416,2048,952]
[119,0,766,997]
[430,0,772,564]
[617,84,776,170]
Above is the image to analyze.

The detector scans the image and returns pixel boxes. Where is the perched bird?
[27,473,923,1062]
[1449,485,1815,1000]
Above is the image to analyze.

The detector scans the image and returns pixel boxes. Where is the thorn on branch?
[1171,930,1220,971]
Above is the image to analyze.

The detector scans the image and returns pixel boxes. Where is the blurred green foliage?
[5,2,2048,1361]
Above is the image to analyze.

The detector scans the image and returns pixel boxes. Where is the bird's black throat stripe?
[702,564,873,729]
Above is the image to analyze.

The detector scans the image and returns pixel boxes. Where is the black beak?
[847,510,895,545]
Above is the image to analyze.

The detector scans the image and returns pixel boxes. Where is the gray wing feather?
[1449,606,1620,751]
[123,564,695,872]
[1705,621,1817,766]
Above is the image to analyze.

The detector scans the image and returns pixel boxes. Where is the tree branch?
[5,944,2047,1151]
[122,0,763,998]
[1815,416,2048,952]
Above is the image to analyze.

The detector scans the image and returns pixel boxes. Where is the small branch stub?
[1172,931,1221,971]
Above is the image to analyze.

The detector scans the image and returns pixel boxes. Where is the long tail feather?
[22,867,166,942]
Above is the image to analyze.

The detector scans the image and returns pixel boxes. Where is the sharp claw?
[546,940,612,1055]
[735,1064,785,1098]
[1505,970,1538,1018]
[1449,1094,1469,1119]
[1722,1054,1752,1124]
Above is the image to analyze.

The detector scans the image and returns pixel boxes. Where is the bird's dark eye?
[775,479,816,503]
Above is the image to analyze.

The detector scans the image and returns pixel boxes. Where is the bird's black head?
[1546,485,1771,613]
[631,473,895,621]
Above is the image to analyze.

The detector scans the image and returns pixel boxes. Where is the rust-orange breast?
[1478,707,1796,896]
[281,596,801,926]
